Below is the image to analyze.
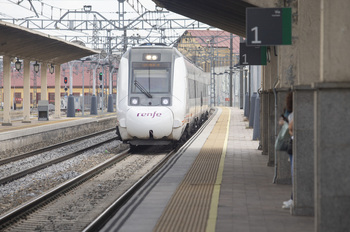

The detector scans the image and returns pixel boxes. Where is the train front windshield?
[131,62,171,94]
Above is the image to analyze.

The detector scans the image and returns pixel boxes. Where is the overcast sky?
[0,0,218,49]
[0,0,160,19]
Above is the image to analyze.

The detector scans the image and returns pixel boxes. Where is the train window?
[132,68,170,93]
[188,80,196,99]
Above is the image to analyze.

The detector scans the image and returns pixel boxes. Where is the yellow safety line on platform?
[206,107,230,232]
[153,107,230,232]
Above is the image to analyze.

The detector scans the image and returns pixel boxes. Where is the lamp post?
[49,64,54,74]
[15,58,21,71]
[33,61,39,73]
[13,59,21,110]
[33,62,38,108]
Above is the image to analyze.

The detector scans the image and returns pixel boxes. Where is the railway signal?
[64,77,68,92]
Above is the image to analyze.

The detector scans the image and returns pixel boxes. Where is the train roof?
[122,43,204,72]
[139,43,168,47]
[122,43,180,58]
[133,43,173,50]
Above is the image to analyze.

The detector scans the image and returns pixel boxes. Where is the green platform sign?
[240,43,267,65]
[246,8,292,46]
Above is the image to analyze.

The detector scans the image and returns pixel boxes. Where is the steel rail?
[0,135,118,185]
[0,128,116,166]
[0,149,130,228]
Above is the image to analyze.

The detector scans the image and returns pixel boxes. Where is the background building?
[175,30,240,72]
[0,60,117,111]
[175,30,244,107]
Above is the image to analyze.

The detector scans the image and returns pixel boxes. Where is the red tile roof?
[185,30,240,53]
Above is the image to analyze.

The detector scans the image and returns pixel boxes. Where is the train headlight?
[161,97,171,106]
[143,53,161,61]
[130,97,139,105]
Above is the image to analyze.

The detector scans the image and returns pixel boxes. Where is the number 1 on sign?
[242,54,248,65]
[251,26,262,44]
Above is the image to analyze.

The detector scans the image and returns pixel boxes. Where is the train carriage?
[116,43,210,147]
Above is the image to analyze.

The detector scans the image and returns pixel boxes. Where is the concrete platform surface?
[100,107,314,232]
[217,107,314,232]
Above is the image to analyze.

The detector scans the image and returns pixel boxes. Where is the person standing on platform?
[282,92,294,209]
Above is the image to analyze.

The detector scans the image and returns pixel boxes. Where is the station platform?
[101,107,314,232]
[0,110,114,134]
[0,111,117,159]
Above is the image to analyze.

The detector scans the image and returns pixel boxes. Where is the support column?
[54,65,61,118]
[22,59,31,123]
[90,64,98,115]
[261,91,269,156]
[107,66,114,112]
[291,0,319,216]
[292,86,314,216]
[2,55,12,126]
[314,83,350,231]
[272,0,298,185]
[266,44,278,167]
[316,1,350,231]
[67,62,75,117]
[41,62,48,100]
[267,90,275,167]
[239,66,243,109]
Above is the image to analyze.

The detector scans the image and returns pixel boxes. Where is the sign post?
[246,8,292,46]
[240,43,267,65]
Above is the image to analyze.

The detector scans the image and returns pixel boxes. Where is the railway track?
[0,135,117,185]
[0,147,172,231]
[0,129,123,227]
[0,110,216,231]
[0,128,116,166]
[84,108,217,231]
[0,148,130,230]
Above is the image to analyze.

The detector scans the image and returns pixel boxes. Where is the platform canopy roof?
[0,21,98,65]
[153,0,257,37]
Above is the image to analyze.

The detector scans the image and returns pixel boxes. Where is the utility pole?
[239,37,244,109]
[229,33,233,107]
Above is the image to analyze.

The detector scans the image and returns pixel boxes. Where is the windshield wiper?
[134,80,153,98]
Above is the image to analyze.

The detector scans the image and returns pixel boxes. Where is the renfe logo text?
[137,111,162,118]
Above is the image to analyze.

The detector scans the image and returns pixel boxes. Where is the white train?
[116,43,210,147]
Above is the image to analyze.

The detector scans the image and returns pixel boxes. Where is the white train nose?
[126,107,173,139]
